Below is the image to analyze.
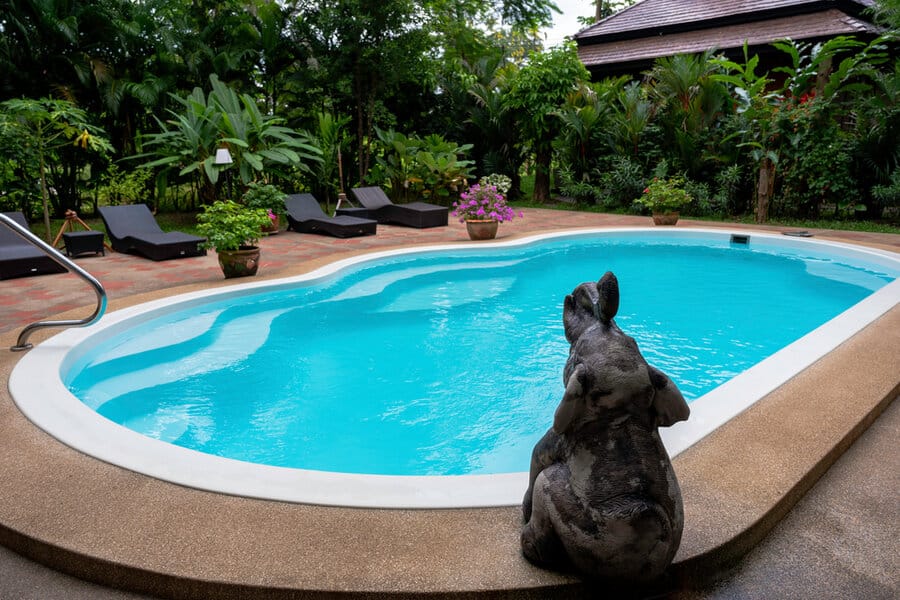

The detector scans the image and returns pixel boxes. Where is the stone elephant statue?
[521,271,690,582]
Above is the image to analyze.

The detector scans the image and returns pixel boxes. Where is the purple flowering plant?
[451,183,522,223]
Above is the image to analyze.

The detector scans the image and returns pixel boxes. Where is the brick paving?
[2,208,898,335]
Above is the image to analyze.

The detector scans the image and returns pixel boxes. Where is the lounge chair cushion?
[98,204,206,261]
[0,211,67,279]
[285,194,377,238]
[350,187,448,228]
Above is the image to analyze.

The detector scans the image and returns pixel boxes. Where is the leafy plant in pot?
[197,200,271,278]
[635,177,692,225]
[242,182,286,234]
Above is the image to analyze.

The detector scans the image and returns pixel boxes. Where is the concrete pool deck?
[0,209,898,598]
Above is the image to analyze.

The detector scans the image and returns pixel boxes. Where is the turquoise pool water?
[64,233,897,477]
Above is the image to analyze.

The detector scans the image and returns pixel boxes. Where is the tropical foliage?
[503,42,591,202]
[0,97,111,237]
[368,129,474,204]
[552,32,898,223]
[0,0,896,228]
[136,75,321,206]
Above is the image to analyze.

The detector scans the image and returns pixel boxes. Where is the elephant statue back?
[521,271,690,582]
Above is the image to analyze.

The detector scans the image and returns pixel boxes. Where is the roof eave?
[575,0,876,45]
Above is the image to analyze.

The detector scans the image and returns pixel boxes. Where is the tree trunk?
[816,56,832,96]
[532,145,552,203]
[356,88,366,185]
[352,65,379,185]
[510,170,522,201]
[756,158,776,223]
[363,94,376,181]
[200,177,217,206]
[38,150,52,242]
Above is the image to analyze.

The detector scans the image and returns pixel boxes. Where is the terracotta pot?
[262,214,279,234]
[217,246,260,278]
[465,219,499,240]
[651,212,679,226]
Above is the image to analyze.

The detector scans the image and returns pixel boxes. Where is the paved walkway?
[1,398,894,599]
[0,208,897,599]
[677,397,900,600]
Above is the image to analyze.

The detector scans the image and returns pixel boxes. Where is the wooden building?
[574,0,883,78]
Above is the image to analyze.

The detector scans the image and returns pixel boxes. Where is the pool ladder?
[1,213,107,352]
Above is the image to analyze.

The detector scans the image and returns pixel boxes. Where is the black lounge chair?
[349,186,448,228]
[284,193,377,238]
[0,211,67,279]
[98,204,206,261]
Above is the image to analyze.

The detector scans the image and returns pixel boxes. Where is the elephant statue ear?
[597,271,619,324]
[563,284,600,343]
[648,365,690,427]
[554,363,587,434]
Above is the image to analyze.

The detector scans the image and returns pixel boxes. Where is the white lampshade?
[214,147,233,165]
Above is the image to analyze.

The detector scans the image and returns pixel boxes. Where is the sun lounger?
[350,186,448,228]
[98,204,206,261]
[0,211,67,279]
[284,194,377,238]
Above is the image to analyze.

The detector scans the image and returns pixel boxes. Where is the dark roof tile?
[576,0,876,40]
[577,9,880,67]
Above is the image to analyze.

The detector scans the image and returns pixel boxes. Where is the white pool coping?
[9,228,900,508]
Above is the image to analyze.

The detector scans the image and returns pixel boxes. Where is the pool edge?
[670,305,900,581]
[9,228,900,508]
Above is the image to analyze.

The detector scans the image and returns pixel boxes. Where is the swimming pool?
[10,229,900,507]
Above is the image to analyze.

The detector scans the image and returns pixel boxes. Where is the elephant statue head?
[555,272,689,434]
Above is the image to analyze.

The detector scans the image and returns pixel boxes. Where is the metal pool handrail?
[1,213,107,352]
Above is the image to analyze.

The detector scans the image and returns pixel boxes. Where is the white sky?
[541,0,596,47]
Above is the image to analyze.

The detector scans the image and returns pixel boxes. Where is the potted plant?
[452,176,522,240]
[197,200,271,278]
[479,173,512,196]
[635,177,692,225]
[242,182,286,234]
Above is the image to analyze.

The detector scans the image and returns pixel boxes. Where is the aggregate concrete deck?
[0,209,897,598]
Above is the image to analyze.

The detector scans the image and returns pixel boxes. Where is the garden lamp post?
[214,147,233,201]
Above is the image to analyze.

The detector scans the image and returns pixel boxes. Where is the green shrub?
[557,167,601,204]
[684,179,712,215]
[713,164,744,215]
[478,173,512,195]
[596,156,646,209]
[242,182,286,216]
[871,168,900,218]
[778,119,859,218]
[97,165,153,206]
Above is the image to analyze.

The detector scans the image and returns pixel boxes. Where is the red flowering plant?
[452,183,522,223]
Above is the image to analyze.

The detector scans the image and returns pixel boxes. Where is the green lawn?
[17,204,899,243]
[22,212,204,242]
[513,199,900,235]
